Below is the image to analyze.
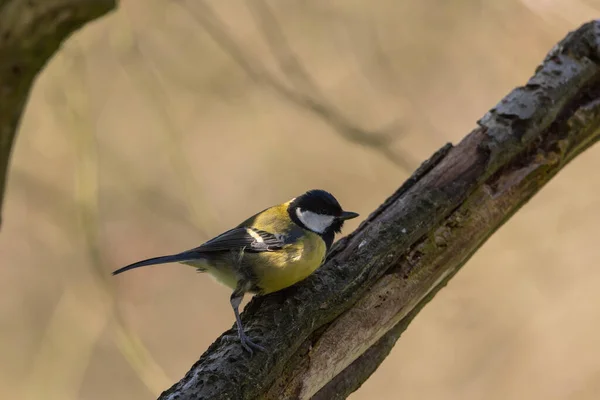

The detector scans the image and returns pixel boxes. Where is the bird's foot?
[223,330,265,355]
[239,332,266,355]
[221,332,266,354]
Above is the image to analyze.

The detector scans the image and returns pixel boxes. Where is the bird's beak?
[338,211,359,220]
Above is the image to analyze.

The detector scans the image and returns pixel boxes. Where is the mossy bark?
[158,21,600,400]
[0,0,116,227]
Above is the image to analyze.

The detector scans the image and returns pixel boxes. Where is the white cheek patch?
[296,208,335,234]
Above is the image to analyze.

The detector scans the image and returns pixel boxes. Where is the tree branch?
[0,0,116,228]
[179,0,414,170]
[159,20,600,399]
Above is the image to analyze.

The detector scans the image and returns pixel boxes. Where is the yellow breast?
[252,231,326,294]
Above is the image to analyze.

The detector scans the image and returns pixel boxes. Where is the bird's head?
[288,189,359,235]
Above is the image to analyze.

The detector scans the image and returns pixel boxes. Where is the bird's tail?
[112,251,203,276]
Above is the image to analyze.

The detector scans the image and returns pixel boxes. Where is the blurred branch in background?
[66,47,172,396]
[26,45,170,398]
[114,6,219,236]
[0,0,116,228]
[179,0,415,171]
[159,21,600,400]
[24,47,108,400]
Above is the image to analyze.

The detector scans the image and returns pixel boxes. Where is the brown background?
[2,1,600,399]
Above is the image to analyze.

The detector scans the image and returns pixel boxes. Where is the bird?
[112,189,359,353]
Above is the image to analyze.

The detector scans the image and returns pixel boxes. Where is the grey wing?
[193,227,285,253]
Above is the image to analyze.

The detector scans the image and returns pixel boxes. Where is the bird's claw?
[221,332,265,355]
[223,332,265,355]
[239,333,266,355]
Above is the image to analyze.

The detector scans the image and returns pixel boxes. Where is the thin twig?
[178,0,414,170]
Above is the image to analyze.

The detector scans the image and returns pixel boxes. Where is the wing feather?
[193,227,285,253]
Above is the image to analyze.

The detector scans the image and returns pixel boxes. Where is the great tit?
[112,189,358,353]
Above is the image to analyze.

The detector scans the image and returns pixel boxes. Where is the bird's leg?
[230,286,266,354]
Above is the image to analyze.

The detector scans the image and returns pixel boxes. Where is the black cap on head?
[291,189,344,217]
[288,189,359,241]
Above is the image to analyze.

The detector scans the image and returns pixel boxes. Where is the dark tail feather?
[112,252,201,276]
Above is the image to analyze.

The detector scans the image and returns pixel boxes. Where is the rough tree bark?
[0,0,116,228]
[158,20,600,400]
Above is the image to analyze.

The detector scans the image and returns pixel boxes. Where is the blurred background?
[2,0,600,399]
